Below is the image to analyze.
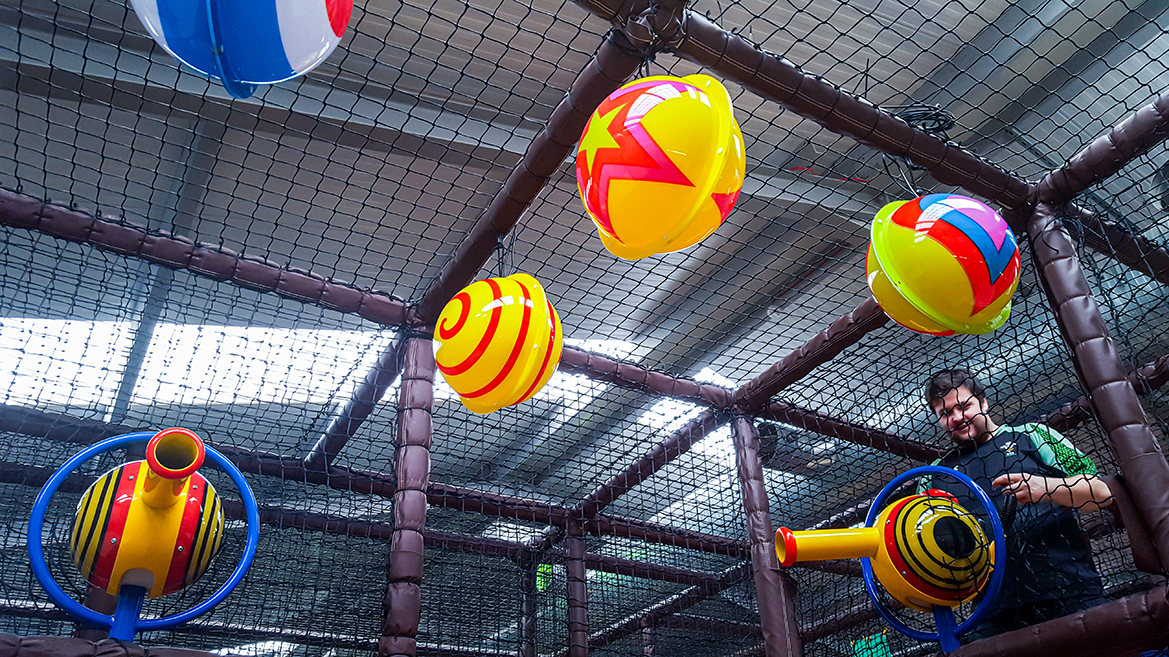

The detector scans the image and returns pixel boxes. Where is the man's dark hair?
[924,369,987,407]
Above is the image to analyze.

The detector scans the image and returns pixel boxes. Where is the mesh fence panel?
[3,0,1169,655]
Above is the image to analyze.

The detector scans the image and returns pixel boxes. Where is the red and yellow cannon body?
[70,428,225,599]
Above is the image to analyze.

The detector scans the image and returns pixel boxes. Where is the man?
[920,369,1113,640]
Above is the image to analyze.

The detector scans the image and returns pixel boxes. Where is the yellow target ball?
[434,274,563,414]
[575,74,745,260]
[867,195,1021,335]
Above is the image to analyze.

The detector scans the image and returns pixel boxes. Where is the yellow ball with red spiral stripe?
[434,274,564,414]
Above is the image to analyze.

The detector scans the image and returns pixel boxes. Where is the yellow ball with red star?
[575,74,745,260]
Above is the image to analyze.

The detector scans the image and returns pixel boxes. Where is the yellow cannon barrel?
[775,526,880,567]
[142,428,206,509]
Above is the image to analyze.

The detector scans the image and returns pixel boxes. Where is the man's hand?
[993,472,1055,504]
[991,473,1113,511]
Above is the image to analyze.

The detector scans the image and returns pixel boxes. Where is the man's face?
[930,385,992,448]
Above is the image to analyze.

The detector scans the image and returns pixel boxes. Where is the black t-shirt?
[931,427,1104,609]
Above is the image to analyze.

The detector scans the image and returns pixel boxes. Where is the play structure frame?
[3,0,1169,655]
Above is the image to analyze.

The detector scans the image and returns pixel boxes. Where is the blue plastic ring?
[27,431,260,632]
[859,465,1006,641]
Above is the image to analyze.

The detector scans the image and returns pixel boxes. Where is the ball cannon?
[775,466,1005,652]
[29,429,259,641]
[70,428,225,599]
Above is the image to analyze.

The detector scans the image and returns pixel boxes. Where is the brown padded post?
[1028,203,1169,570]
[565,522,589,657]
[732,417,802,657]
[1100,475,1167,575]
[380,339,436,657]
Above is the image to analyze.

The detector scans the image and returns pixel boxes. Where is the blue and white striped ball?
[130,0,352,85]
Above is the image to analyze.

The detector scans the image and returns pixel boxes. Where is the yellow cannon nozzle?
[775,525,881,567]
[142,427,205,509]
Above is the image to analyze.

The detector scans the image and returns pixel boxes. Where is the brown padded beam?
[0,457,746,590]
[219,500,525,559]
[559,347,733,407]
[0,199,926,470]
[578,0,1169,304]
[1042,353,1169,433]
[561,343,925,460]
[413,34,643,325]
[0,188,408,326]
[584,514,748,557]
[761,401,942,462]
[1037,89,1169,204]
[577,409,724,519]
[800,604,880,644]
[949,586,1169,657]
[546,550,725,588]
[382,339,436,657]
[0,630,504,657]
[0,400,760,560]
[803,481,918,532]
[734,297,889,410]
[672,13,1031,212]
[0,634,251,657]
[732,418,802,657]
[1028,203,1169,569]
[659,615,761,637]
[1062,206,1169,288]
[1035,91,1169,286]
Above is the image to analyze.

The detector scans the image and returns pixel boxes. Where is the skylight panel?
[690,426,735,468]
[563,338,640,361]
[480,519,543,544]
[0,318,134,407]
[131,324,396,406]
[694,366,737,388]
[638,397,703,432]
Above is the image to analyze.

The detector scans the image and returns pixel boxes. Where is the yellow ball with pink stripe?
[434,274,564,414]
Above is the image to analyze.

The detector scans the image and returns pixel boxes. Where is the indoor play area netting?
[1,0,1169,656]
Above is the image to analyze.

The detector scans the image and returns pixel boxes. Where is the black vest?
[937,427,1103,608]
